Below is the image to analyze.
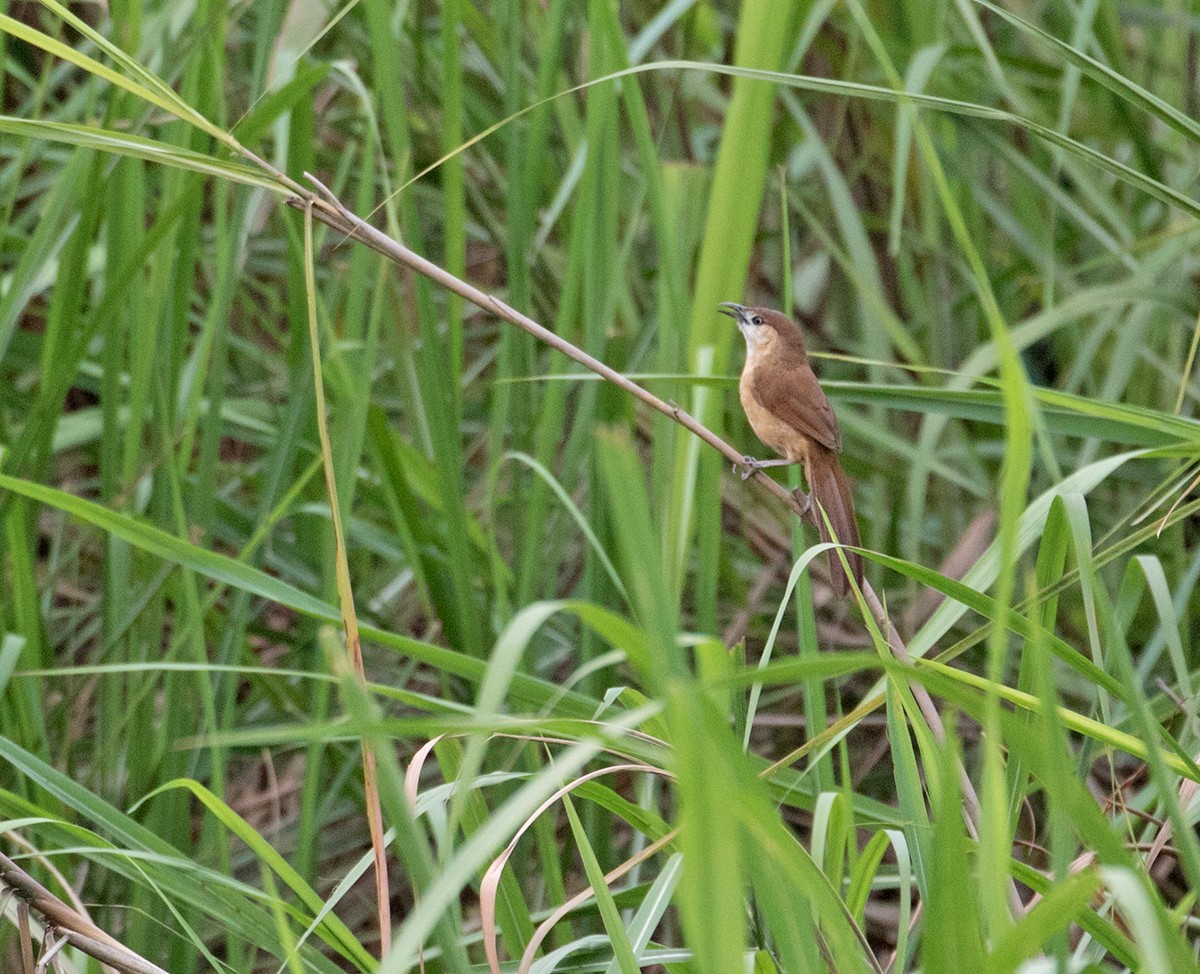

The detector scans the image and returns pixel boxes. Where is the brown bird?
[719,303,863,597]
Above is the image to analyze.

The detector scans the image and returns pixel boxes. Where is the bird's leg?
[734,455,796,481]
[791,488,812,516]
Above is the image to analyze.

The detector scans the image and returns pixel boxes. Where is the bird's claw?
[735,455,762,480]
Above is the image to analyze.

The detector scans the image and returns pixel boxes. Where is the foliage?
[1,1,1199,972]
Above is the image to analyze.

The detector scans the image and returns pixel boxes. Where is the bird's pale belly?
[739,365,809,463]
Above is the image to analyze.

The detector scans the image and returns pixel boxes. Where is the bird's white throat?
[738,319,767,350]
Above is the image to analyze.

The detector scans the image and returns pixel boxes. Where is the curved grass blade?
[130,778,372,969]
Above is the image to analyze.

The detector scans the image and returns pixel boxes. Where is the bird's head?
[717,303,801,353]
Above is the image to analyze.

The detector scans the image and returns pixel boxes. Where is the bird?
[719,302,863,597]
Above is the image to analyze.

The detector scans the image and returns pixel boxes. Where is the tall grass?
[2,1,1199,972]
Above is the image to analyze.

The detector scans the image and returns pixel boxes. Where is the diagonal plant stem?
[296,178,886,621]
[289,176,1002,908]
[1,849,168,974]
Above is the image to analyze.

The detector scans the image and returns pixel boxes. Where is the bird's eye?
[751,315,763,326]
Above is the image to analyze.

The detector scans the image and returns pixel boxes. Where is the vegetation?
[2,1,1199,971]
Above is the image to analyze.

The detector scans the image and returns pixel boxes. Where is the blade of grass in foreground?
[596,428,743,974]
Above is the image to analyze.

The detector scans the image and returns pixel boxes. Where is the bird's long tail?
[806,446,863,597]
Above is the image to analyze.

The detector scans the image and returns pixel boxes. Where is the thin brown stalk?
[1,850,164,974]
[301,202,391,955]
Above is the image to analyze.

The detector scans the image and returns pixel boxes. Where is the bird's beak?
[718,302,746,321]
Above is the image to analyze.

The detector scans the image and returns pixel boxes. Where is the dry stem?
[1,849,166,974]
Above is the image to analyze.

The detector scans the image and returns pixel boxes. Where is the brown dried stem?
[0,849,166,974]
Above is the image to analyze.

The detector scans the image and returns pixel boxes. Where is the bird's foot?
[735,455,765,480]
[792,488,812,516]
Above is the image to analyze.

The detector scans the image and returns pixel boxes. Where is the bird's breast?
[739,355,810,463]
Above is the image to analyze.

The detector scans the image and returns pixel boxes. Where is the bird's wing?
[750,360,843,452]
